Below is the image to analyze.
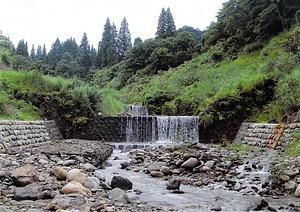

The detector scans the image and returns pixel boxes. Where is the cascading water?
[124,112,199,144]
[126,105,149,116]
[156,116,199,144]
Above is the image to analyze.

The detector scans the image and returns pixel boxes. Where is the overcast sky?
[0,0,227,51]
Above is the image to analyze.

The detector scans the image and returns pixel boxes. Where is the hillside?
[0,0,300,143]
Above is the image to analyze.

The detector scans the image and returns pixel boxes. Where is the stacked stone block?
[280,123,300,147]
[0,120,62,153]
[237,122,299,150]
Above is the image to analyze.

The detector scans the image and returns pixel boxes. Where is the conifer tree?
[155,7,176,39]
[16,39,29,57]
[30,44,36,60]
[117,17,132,61]
[36,45,42,59]
[77,32,92,78]
[96,17,118,68]
[48,38,62,69]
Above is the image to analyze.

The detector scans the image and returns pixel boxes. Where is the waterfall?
[125,115,199,144]
[126,105,149,116]
[156,116,199,144]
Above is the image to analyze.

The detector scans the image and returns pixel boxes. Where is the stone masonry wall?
[235,122,300,150]
[0,120,62,153]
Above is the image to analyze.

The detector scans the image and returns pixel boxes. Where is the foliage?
[225,142,252,152]
[284,131,300,156]
[156,7,176,39]
[99,88,125,115]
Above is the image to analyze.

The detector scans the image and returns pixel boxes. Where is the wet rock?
[120,162,129,169]
[83,163,97,172]
[11,164,39,186]
[284,181,297,191]
[48,194,86,210]
[111,176,133,190]
[53,166,68,181]
[101,181,112,190]
[107,188,130,204]
[62,180,92,196]
[94,170,106,181]
[294,184,300,197]
[150,171,164,177]
[210,206,222,211]
[172,169,181,175]
[13,187,38,201]
[181,158,198,170]
[0,170,5,178]
[166,178,181,190]
[160,166,170,175]
[201,166,211,172]
[147,162,167,172]
[0,206,13,212]
[67,169,87,184]
[63,159,76,166]
[83,177,100,190]
[204,160,215,168]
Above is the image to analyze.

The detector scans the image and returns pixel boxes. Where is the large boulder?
[11,164,39,187]
[53,166,68,181]
[181,158,198,170]
[67,169,87,184]
[62,180,92,196]
[147,162,167,172]
[107,188,130,204]
[111,176,133,190]
[47,194,86,210]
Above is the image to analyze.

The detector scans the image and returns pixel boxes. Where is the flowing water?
[103,150,263,211]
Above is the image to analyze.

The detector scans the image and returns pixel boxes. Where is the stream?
[103,149,264,211]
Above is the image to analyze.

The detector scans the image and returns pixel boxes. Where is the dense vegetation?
[1,1,300,141]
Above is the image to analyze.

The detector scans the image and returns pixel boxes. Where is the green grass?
[284,131,300,156]
[225,142,252,152]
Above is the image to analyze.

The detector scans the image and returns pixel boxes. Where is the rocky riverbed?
[1,140,300,211]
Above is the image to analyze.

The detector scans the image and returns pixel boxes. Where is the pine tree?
[117,17,132,61]
[30,45,36,60]
[16,39,29,56]
[96,17,118,68]
[48,38,62,69]
[77,32,92,78]
[36,45,42,59]
[155,7,176,39]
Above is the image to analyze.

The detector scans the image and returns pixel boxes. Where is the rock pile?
[1,139,175,211]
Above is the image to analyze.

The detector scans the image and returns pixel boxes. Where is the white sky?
[0,0,227,51]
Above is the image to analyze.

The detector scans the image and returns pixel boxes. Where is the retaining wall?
[235,122,300,150]
[0,120,62,153]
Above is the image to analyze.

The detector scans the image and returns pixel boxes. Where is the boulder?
[295,184,300,197]
[150,171,164,177]
[147,162,167,172]
[166,178,181,190]
[53,167,68,181]
[62,180,92,196]
[47,194,86,210]
[181,158,198,170]
[94,170,106,181]
[0,206,13,212]
[11,164,39,186]
[67,169,87,184]
[83,163,97,172]
[111,176,133,190]
[13,187,38,201]
[107,188,130,204]
[83,177,100,190]
[160,166,171,175]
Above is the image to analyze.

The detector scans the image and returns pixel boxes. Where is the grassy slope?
[121,28,300,122]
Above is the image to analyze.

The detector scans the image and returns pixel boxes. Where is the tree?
[155,7,176,39]
[16,39,29,57]
[96,17,118,68]
[117,17,132,61]
[62,38,78,59]
[30,45,36,60]
[36,45,42,59]
[133,37,143,46]
[48,38,62,69]
[77,32,92,79]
